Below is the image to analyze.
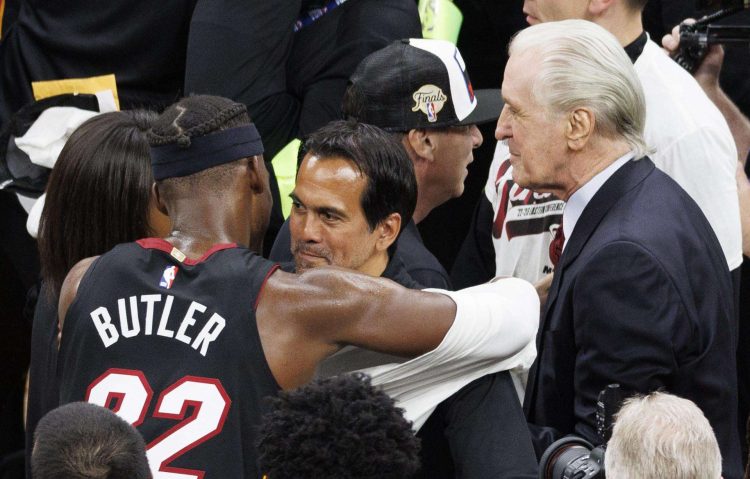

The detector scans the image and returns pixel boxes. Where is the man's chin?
[510,173,537,193]
[294,256,328,273]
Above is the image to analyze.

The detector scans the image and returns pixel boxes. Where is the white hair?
[509,20,649,158]
[604,392,722,479]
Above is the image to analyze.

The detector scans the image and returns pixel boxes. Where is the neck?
[359,251,390,277]
[556,141,631,201]
[412,173,444,225]
[412,200,431,225]
[164,198,253,258]
[596,5,644,47]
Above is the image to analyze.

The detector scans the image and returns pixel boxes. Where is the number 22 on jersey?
[86,368,231,479]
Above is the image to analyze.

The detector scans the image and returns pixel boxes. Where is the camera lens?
[551,445,591,478]
[539,436,603,479]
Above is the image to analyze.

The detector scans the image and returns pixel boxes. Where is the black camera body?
[674,0,750,72]
[538,385,624,479]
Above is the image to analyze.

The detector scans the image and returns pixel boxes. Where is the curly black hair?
[257,373,420,479]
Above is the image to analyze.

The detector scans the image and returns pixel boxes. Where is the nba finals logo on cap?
[159,265,179,289]
[412,84,447,122]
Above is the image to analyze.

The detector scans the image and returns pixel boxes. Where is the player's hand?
[662,19,725,90]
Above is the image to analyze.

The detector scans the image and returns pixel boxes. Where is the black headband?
[150,124,264,180]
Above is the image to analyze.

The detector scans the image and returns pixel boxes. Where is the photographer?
[604,392,722,479]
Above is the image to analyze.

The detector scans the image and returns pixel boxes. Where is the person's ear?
[152,182,168,216]
[565,107,595,151]
[374,213,402,252]
[246,155,268,194]
[588,0,615,16]
[406,129,436,162]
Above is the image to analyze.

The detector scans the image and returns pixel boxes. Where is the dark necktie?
[549,220,565,267]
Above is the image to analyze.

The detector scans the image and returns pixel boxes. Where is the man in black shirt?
[288,120,420,290]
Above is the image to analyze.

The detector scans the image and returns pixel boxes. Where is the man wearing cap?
[54,95,539,478]
[270,38,503,290]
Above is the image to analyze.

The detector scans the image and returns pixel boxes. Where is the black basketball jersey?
[58,238,280,479]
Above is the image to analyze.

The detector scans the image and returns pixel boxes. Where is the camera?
[538,384,624,479]
[674,0,750,72]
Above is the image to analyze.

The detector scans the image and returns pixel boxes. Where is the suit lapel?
[525,157,655,413]
[542,157,655,316]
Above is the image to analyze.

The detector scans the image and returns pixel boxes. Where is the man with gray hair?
[454,0,741,292]
[605,392,722,479]
[499,20,742,478]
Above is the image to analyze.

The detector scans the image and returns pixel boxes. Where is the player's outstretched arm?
[257,267,539,390]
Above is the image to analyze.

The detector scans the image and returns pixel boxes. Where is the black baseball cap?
[345,38,503,131]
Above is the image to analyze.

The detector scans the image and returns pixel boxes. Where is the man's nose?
[470,124,483,149]
[299,214,323,243]
[495,105,512,141]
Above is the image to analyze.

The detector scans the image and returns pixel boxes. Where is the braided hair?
[149,95,255,193]
[148,95,250,148]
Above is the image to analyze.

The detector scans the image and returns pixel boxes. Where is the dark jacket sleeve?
[451,194,495,289]
[554,241,741,479]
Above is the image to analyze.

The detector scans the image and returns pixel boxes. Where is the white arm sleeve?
[362,277,539,430]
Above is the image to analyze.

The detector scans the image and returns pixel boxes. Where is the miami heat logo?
[159,265,178,289]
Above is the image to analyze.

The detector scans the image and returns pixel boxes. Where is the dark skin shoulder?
[257,266,456,390]
[58,256,99,346]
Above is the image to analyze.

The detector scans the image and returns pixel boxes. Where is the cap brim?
[458,89,504,126]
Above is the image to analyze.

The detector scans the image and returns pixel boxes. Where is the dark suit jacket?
[524,157,742,478]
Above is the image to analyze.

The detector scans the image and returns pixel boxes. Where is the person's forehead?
[299,153,363,183]
[296,154,367,212]
[501,51,538,103]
